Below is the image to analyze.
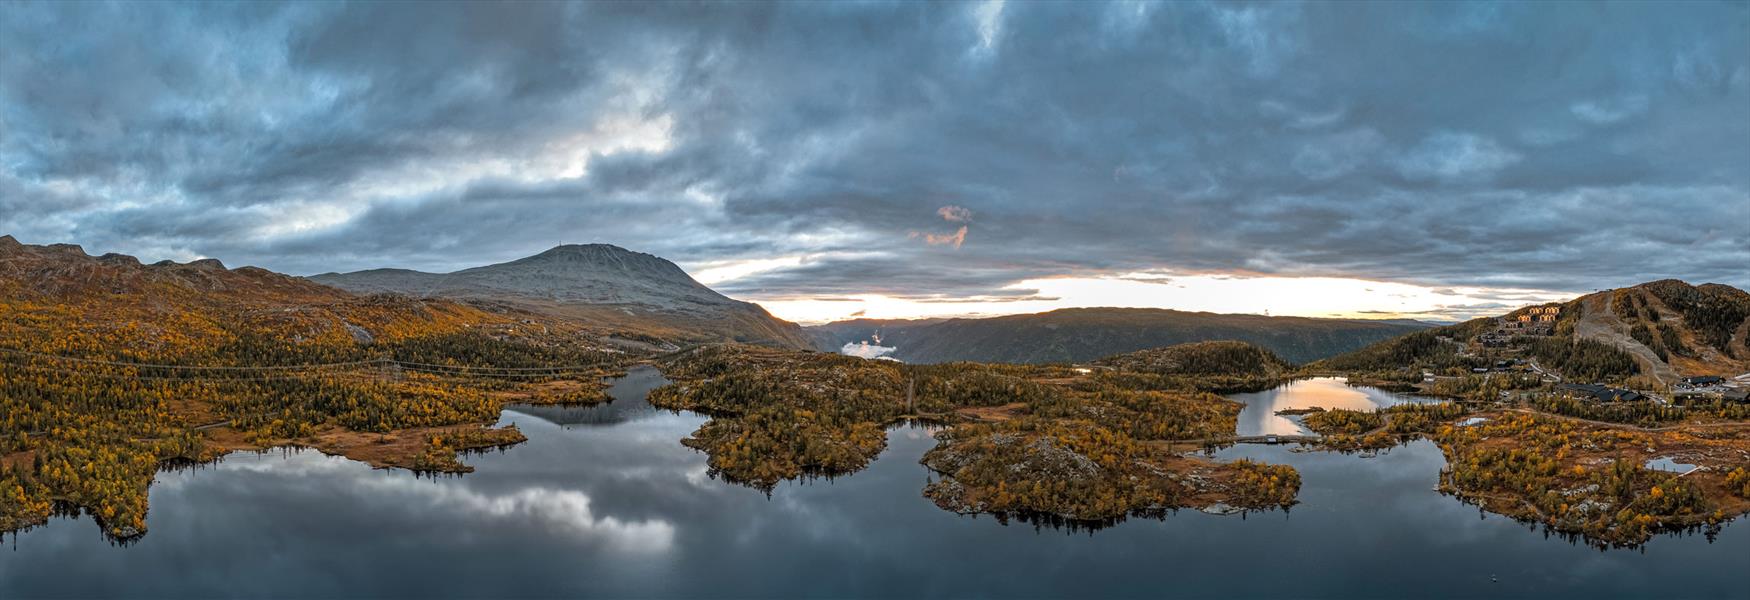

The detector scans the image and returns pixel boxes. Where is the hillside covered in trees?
[1092,340,1293,393]
[0,238,628,539]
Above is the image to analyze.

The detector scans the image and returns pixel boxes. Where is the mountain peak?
[311,243,811,348]
[45,243,88,257]
[500,243,695,284]
[535,243,635,256]
[186,258,227,271]
[518,243,660,266]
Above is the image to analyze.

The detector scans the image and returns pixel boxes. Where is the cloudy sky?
[3,1,1746,323]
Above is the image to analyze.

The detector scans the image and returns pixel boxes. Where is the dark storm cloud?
[2,1,1746,299]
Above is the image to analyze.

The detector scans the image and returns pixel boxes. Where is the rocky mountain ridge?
[1,235,342,304]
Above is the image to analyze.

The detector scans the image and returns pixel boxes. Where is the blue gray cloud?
[2,1,1746,301]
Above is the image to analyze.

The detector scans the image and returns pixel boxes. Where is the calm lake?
[2,371,1744,599]
[1227,376,1443,436]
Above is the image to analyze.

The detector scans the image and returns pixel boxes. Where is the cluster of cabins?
[1484,306,1561,345]
[1561,375,1750,404]
[1478,332,1511,348]
[1675,375,1750,403]
[1469,358,1526,374]
[1559,383,1645,403]
[1679,375,1725,388]
[1518,306,1561,323]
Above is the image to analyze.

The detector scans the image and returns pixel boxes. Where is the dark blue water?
[2,368,1744,598]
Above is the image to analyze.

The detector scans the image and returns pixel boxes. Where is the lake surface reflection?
[1228,376,1439,436]
[3,367,1744,599]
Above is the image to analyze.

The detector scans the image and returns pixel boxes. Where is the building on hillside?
[1560,383,1644,403]
[1680,375,1724,387]
[1516,306,1561,324]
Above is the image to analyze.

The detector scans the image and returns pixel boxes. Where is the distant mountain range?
[27,235,1633,370]
[807,307,1432,364]
[312,244,812,349]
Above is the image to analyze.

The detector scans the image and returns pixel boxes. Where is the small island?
[650,342,1302,522]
